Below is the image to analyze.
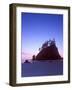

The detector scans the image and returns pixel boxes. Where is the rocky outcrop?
[33,39,63,60]
[35,44,62,60]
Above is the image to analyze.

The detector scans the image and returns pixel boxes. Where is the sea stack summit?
[33,39,62,60]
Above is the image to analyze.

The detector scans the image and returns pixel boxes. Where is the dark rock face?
[32,55,36,60]
[24,60,30,63]
[36,44,62,60]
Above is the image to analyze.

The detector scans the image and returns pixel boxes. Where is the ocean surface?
[21,60,63,77]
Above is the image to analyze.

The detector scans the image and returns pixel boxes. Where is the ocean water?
[21,60,63,77]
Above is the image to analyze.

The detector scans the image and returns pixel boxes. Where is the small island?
[32,39,63,61]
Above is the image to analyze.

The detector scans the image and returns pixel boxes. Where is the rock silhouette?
[24,60,30,63]
[32,55,36,60]
[34,39,62,60]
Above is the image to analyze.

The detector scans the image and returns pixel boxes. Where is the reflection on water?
[21,60,63,77]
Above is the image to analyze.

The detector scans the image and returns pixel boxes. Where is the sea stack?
[35,39,62,60]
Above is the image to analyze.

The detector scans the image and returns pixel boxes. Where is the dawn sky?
[21,12,63,62]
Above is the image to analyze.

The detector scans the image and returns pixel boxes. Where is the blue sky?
[21,12,63,61]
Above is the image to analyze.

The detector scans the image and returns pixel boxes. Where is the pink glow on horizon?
[21,52,33,63]
[21,48,63,63]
